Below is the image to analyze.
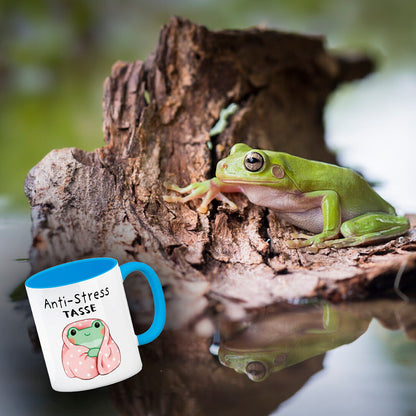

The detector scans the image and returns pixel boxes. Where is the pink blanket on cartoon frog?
[61,318,121,380]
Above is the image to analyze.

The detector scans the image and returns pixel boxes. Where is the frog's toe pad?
[163,182,181,191]
[197,206,208,214]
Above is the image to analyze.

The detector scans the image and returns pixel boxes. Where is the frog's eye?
[93,320,103,329]
[69,328,78,337]
[244,152,264,172]
[245,361,267,381]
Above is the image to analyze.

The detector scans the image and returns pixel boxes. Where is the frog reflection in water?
[216,305,369,382]
[67,319,105,357]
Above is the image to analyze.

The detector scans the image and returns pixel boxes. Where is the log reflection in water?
[110,329,324,416]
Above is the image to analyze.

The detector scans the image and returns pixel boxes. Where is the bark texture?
[25,17,416,328]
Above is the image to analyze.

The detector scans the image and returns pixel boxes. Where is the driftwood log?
[25,17,416,330]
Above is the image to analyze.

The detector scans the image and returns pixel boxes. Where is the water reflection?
[109,329,324,416]
[4,213,415,416]
[107,298,416,416]
[8,284,416,415]
[215,304,369,382]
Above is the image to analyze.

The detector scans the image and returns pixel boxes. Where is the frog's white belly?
[277,210,324,234]
[239,184,325,233]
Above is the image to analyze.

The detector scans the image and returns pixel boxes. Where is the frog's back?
[275,152,396,218]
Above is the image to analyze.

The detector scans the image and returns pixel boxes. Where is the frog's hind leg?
[317,213,410,249]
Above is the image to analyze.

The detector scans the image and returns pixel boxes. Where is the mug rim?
[25,257,118,289]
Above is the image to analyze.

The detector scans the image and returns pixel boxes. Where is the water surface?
[2,217,416,416]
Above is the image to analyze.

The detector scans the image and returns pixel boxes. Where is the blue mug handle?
[120,262,166,345]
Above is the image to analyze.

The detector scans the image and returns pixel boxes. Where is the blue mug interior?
[25,258,118,289]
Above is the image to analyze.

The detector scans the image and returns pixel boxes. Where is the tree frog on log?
[164,143,409,250]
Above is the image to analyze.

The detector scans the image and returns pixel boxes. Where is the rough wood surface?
[25,17,416,329]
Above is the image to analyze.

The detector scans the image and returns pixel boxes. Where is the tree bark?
[25,17,416,328]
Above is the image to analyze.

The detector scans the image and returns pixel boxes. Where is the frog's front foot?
[88,348,100,358]
[163,179,237,213]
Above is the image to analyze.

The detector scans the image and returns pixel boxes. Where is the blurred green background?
[1,0,415,212]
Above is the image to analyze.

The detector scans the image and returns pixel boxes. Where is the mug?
[25,257,166,392]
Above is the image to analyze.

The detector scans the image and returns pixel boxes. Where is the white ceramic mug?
[25,258,166,392]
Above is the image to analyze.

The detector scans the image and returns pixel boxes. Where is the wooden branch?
[25,17,416,327]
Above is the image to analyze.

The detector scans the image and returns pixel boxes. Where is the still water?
[1,217,416,416]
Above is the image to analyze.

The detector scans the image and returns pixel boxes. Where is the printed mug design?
[62,318,121,380]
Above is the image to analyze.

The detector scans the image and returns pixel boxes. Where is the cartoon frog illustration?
[67,319,105,357]
[62,318,121,380]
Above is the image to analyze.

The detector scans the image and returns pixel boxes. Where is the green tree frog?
[164,143,409,249]
[67,319,105,357]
